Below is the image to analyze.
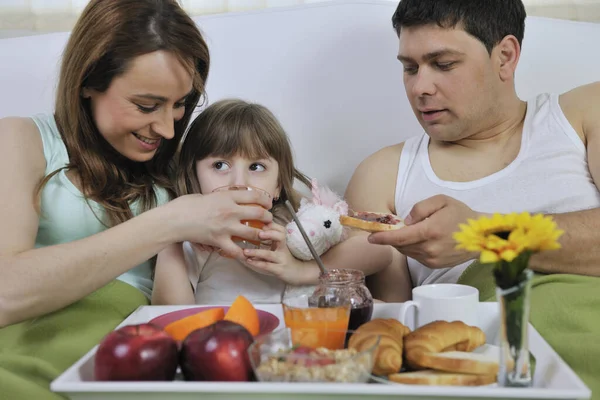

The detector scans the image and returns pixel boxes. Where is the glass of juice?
[212,185,271,249]
[282,294,351,350]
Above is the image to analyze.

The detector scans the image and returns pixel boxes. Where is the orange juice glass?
[282,298,351,350]
[212,185,271,248]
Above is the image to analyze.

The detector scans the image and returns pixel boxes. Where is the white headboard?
[1,1,599,194]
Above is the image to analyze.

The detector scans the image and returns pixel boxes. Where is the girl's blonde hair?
[175,99,311,213]
[39,0,210,226]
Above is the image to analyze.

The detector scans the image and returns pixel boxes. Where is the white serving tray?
[51,302,591,400]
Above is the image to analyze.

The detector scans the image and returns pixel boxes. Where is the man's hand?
[367,195,481,268]
[241,223,320,285]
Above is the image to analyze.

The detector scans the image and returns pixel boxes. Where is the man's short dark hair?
[392,0,526,54]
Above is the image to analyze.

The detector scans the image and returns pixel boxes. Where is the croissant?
[348,318,411,375]
[404,320,486,371]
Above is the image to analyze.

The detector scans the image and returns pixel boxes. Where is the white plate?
[50,302,591,400]
[369,374,498,388]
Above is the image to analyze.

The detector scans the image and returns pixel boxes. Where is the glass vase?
[496,268,534,387]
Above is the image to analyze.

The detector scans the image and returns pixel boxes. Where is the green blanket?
[0,280,148,400]
[458,263,600,398]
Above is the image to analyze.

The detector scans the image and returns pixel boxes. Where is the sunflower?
[453,212,564,263]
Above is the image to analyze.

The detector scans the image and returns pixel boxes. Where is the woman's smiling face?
[83,50,193,162]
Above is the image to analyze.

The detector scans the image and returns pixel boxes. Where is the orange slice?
[164,307,225,341]
[224,295,260,336]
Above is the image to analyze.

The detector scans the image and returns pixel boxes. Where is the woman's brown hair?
[175,99,311,215]
[42,0,210,226]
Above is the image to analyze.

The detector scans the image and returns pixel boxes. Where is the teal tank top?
[32,114,170,298]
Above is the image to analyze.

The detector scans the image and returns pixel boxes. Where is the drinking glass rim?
[281,301,351,312]
[318,268,365,285]
[212,184,272,199]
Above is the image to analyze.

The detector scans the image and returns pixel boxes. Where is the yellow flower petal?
[500,249,518,262]
[454,212,563,263]
[480,250,500,263]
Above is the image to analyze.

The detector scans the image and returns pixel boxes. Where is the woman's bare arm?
[0,117,178,325]
[0,117,273,327]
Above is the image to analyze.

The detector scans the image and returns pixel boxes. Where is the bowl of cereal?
[248,327,380,383]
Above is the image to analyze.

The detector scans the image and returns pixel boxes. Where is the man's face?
[398,24,501,142]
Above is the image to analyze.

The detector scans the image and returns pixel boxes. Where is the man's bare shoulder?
[559,81,600,143]
[357,143,405,171]
[345,143,405,213]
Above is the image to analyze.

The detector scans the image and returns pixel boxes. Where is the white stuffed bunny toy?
[286,179,349,261]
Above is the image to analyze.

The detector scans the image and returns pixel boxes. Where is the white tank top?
[394,93,600,287]
[182,241,286,304]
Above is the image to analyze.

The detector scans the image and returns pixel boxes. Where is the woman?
[0,2,270,395]
[0,0,275,327]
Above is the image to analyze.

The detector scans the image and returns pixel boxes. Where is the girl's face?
[195,154,281,198]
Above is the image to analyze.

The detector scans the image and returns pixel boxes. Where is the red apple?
[180,320,254,381]
[94,323,178,381]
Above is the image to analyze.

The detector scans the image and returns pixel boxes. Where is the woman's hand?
[163,190,273,260]
[242,223,320,286]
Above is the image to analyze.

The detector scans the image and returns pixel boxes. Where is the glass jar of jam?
[308,268,374,331]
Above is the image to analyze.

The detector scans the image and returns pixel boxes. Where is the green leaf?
[493,250,533,289]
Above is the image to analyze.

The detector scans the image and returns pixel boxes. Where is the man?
[341,0,600,393]
[344,0,600,285]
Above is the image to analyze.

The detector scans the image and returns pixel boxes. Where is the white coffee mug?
[399,284,479,329]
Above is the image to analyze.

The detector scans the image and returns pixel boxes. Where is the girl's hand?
[242,223,319,286]
[163,190,273,260]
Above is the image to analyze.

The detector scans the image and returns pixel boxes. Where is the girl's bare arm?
[152,243,196,305]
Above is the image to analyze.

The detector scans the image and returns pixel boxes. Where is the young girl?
[152,99,318,305]
[152,99,412,305]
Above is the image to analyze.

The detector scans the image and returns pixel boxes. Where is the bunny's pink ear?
[311,178,322,205]
[333,200,349,216]
[296,197,310,215]
[315,184,343,208]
